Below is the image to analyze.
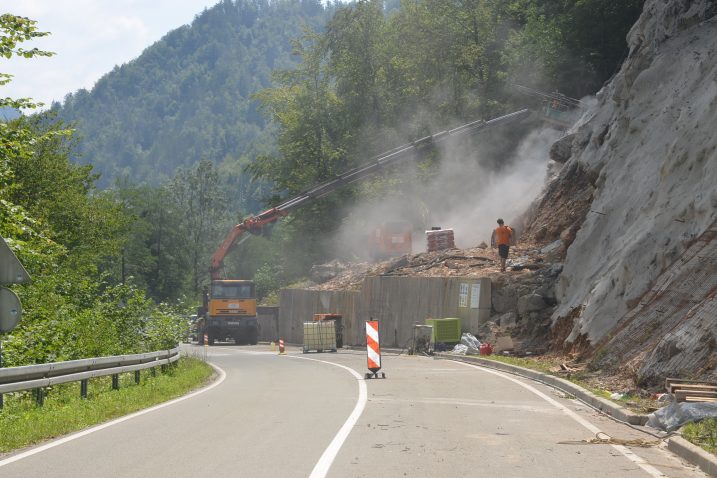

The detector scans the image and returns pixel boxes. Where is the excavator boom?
[209,109,530,278]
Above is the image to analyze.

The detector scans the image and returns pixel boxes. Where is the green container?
[425,318,461,343]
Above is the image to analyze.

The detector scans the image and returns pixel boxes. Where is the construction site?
[250,0,717,401]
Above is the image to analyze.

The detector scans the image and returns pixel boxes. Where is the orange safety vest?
[494,225,513,246]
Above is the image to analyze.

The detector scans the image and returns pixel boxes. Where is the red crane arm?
[209,207,287,279]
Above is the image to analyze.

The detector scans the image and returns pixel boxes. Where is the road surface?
[0,344,707,477]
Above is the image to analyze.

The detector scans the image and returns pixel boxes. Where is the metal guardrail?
[0,346,180,405]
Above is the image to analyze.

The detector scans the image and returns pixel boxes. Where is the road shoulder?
[436,353,717,477]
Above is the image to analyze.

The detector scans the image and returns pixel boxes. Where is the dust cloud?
[330,126,561,260]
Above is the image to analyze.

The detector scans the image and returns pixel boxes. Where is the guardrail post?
[151,366,156,377]
[161,363,167,373]
[80,379,88,398]
[112,374,119,390]
[134,370,140,384]
[34,388,44,406]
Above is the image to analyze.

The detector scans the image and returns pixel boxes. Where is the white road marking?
[290,355,368,478]
[455,361,667,478]
[0,362,227,468]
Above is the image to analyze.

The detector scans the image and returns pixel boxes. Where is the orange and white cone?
[279,337,285,354]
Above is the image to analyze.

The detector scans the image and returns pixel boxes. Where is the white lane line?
[454,361,666,478]
[0,362,227,468]
[290,356,367,478]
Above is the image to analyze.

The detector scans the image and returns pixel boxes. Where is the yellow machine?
[196,279,258,345]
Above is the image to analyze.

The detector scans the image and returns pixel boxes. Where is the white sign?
[470,283,481,309]
[459,283,469,308]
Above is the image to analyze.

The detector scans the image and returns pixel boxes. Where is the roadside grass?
[682,418,717,456]
[474,353,561,374]
[0,356,213,453]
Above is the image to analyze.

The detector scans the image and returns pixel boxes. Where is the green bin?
[424,318,461,343]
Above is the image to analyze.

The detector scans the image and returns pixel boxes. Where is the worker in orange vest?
[491,218,514,272]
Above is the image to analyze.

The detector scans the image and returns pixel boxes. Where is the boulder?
[496,311,518,328]
[549,133,576,163]
[518,293,548,316]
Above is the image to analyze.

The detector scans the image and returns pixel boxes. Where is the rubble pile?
[307,239,558,292]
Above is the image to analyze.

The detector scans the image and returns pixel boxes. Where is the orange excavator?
[195,109,530,345]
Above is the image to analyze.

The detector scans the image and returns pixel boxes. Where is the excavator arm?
[209,109,531,279]
[209,207,287,279]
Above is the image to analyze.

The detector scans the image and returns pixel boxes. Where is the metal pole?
[0,340,3,409]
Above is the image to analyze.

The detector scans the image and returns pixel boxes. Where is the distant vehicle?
[368,221,412,260]
[187,314,199,343]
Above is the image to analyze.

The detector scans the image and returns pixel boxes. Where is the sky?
[3,1,222,108]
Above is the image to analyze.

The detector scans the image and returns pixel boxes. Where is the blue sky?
[3,1,222,109]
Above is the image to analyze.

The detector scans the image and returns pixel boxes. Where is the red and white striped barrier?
[365,320,385,379]
[279,337,285,354]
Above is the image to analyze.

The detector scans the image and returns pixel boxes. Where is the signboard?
[0,287,21,333]
[458,283,469,308]
[0,236,31,285]
[470,283,481,309]
[0,236,30,333]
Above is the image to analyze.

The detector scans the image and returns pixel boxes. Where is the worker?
[491,218,513,272]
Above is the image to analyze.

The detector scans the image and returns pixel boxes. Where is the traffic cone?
[279,337,285,354]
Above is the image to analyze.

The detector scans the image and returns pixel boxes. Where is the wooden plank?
[665,377,717,392]
[666,377,717,385]
[675,390,717,402]
[668,383,717,393]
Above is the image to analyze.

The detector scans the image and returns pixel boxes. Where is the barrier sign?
[365,320,385,379]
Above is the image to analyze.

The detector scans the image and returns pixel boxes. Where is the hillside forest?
[1,0,644,365]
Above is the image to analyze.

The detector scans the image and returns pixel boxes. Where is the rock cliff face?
[542,0,717,353]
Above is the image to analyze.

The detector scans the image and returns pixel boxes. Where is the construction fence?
[275,276,492,348]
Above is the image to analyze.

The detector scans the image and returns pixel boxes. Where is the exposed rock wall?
[592,223,717,385]
[549,0,717,346]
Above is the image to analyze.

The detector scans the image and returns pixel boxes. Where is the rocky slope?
[529,0,717,377]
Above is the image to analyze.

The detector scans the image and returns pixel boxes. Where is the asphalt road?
[0,344,708,477]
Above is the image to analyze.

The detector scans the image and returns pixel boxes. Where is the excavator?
[195,109,530,345]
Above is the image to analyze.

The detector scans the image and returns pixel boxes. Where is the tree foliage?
[0,15,187,366]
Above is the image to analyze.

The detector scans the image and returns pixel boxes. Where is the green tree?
[169,159,227,293]
[0,15,186,365]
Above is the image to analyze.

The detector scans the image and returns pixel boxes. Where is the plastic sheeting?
[452,333,482,355]
[646,400,717,432]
